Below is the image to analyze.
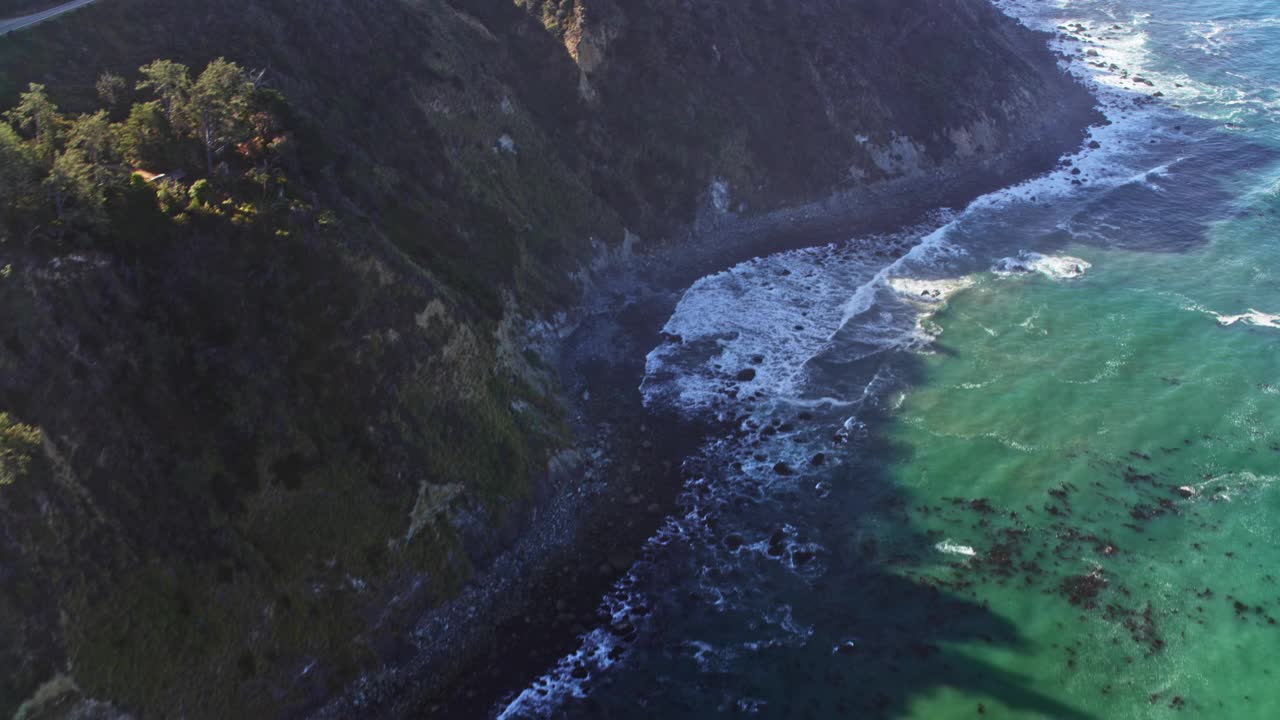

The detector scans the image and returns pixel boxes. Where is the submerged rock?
[1061,569,1108,607]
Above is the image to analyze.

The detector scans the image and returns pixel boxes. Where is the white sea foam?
[992,252,1092,280]
[642,224,935,415]
[1177,291,1280,330]
[936,540,977,557]
[1200,472,1280,504]
[888,275,981,305]
[1211,309,1280,329]
[901,415,1039,453]
[834,221,966,328]
[997,0,1279,133]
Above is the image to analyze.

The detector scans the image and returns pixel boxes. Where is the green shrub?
[188,178,213,206]
[0,412,41,487]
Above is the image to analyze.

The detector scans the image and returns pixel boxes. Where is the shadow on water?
[507,115,1280,720]
[548,350,1097,720]
[1062,133,1278,254]
[907,123,1280,274]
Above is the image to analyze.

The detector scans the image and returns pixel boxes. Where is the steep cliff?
[0,0,1097,716]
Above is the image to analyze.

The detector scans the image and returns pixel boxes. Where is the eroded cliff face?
[516,0,1093,234]
[0,0,1095,716]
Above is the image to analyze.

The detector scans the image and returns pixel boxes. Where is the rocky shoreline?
[314,23,1103,716]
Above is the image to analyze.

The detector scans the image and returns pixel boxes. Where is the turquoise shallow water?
[883,3,1280,714]
[880,220,1280,717]
[501,1,1280,717]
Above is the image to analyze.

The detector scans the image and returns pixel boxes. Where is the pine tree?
[137,60,192,128]
[114,100,169,168]
[5,83,61,165]
[44,147,107,232]
[96,71,129,107]
[0,124,38,229]
[188,58,254,175]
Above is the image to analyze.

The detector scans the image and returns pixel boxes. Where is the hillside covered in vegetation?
[0,0,1097,716]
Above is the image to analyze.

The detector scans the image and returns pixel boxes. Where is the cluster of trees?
[0,57,295,244]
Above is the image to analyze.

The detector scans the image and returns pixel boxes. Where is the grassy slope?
[0,1,604,715]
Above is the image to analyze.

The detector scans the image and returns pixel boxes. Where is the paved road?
[0,0,99,36]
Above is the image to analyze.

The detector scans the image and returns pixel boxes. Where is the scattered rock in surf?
[833,640,858,655]
[1175,486,1196,499]
[773,462,794,476]
[723,534,745,551]
[609,619,636,638]
[810,453,826,467]
[750,355,764,364]
[767,531,786,557]
[1089,140,1102,149]
[735,368,757,382]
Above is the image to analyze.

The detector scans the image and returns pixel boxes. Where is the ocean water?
[500,1,1280,717]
